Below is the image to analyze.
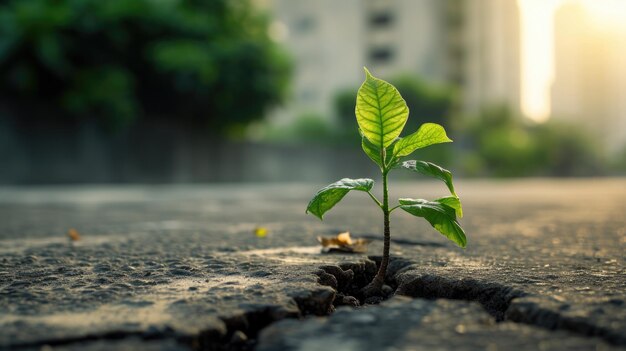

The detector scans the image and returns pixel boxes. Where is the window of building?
[369,47,394,63]
[299,88,318,103]
[294,16,315,34]
[369,12,394,27]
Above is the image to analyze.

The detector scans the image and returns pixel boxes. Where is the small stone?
[364,296,384,305]
[230,330,248,344]
[382,284,394,296]
[455,324,467,334]
[341,295,360,307]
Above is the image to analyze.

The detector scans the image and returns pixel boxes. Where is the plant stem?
[360,151,391,297]
[366,191,383,209]
[388,204,401,213]
[370,169,391,289]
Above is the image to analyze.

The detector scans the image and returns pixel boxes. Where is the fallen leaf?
[254,227,268,238]
[317,231,371,254]
[67,228,81,241]
[337,232,352,245]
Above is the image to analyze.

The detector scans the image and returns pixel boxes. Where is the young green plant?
[306,68,467,297]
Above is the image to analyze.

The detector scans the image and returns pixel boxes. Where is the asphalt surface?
[0,179,624,350]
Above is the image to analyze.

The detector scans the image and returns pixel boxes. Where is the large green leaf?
[399,160,456,196]
[435,196,463,218]
[400,197,463,218]
[356,67,409,149]
[306,178,374,220]
[398,198,466,248]
[393,123,452,158]
[361,135,383,168]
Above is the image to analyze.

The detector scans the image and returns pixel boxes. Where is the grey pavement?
[0,179,625,350]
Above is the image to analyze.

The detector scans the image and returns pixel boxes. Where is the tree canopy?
[0,0,291,131]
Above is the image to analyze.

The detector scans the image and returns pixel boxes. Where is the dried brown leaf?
[317,231,371,254]
[67,228,81,241]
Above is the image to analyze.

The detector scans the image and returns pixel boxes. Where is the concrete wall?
[0,120,378,184]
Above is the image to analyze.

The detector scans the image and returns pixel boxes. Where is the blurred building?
[462,0,521,115]
[551,2,626,153]
[258,0,522,123]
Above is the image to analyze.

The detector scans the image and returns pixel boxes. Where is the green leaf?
[361,135,383,168]
[399,160,456,196]
[306,178,374,220]
[356,67,409,149]
[435,196,463,218]
[398,198,466,248]
[393,123,452,158]
[385,150,401,169]
[360,133,401,169]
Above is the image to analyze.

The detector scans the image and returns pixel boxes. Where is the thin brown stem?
[374,169,391,283]
[361,170,391,296]
[371,208,391,286]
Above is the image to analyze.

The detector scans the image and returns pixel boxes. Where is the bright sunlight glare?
[517,0,562,122]
[517,0,626,122]
[579,0,626,30]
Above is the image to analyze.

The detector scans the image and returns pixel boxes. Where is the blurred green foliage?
[462,106,607,177]
[462,106,537,177]
[533,121,607,176]
[256,112,338,144]
[289,113,333,142]
[0,0,290,131]
[247,69,620,178]
[390,76,457,129]
[333,89,356,128]
[612,146,626,174]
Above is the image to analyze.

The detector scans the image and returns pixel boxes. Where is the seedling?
[306,68,467,297]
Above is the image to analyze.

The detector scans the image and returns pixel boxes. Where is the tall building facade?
[551,3,626,152]
[259,0,521,123]
[259,0,366,123]
[461,0,521,115]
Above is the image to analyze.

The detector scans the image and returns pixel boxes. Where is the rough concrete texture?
[0,179,625,350]
[258,296,621,351]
